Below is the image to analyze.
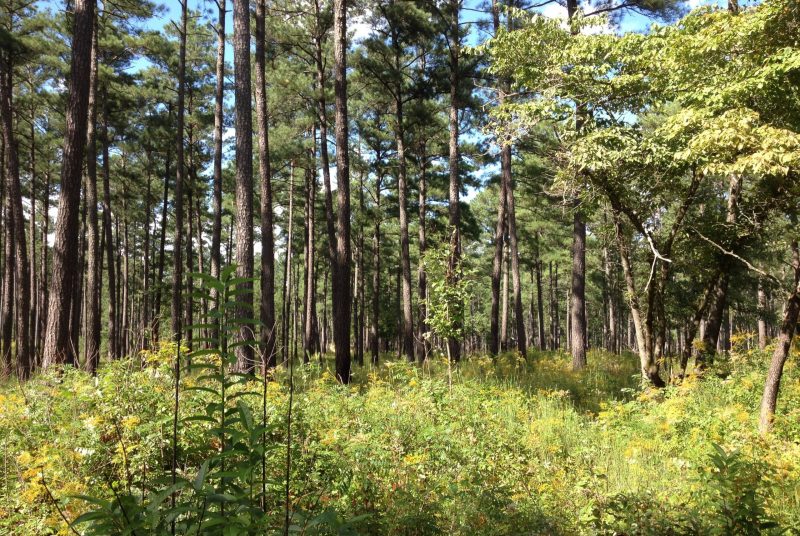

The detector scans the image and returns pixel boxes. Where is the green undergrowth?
[2,346,799,534]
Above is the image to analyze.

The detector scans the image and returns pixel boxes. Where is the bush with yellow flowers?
[1,345,799,534]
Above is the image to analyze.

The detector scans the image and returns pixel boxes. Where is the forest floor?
[2,345,800,534]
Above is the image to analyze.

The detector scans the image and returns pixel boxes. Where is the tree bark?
[210,0,225,343]
[757,278,768,350]
[84,18,101,373]
[698,174,741,368]
[255,0,276,371]
[570,212,587,369]
[171,0,187,344]
[209,0,225,346]
[394,95,414,362]
[332,0,352,382]
[233,0,255,371]
[370,175,382,365]
[304,133,318,361]
[446,0,462,362]
[615,215,664,386]
[489,170,506,356]
[101,110,118,359]
[759,240,799,435]
[42,0,93,368]
[417,146,429,361]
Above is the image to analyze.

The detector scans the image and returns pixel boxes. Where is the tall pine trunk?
[84,19,101,373]
[255,0,276,370]
[446,0,462,361]
[171,0,187,344]
[233,0,255,371]
[332,0,352,382]
[42,0,93,368]
[210,0,225,343]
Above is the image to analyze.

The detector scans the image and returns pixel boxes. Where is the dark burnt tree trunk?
[42,0,93,368]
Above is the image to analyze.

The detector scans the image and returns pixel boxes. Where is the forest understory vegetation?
[2,342,800,534]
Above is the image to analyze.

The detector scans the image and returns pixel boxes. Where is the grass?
[2,345,799,534]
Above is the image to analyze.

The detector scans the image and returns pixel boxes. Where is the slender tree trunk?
[370,175,382,365]
[501,245,509,350]
[446,0,462,361]
[304,133,318,361]
[142,157,152,351]
[332,0,351,381]
[355,152,365,366]
[37,169,50,364]
[394,96,414,362]
[1,171,12,376]
[282,164,295,366]
[42,0,93,369]
[615,215,664,386]
[154,142,171,343]
[759,240,799,435]
[570,212,587,369]
[758,279,768,350]
[504,150,526,357]
[536,260,545,351]
[489,169,506,356]
[100,111,118,359]
[210,0,225,342]
[27,104,37,363]
[171,0,187,346]
[233,0,255,371]
[0,61,30,376]
[417,147,429,361]
[84,20,100,372]
[255,0,276,371]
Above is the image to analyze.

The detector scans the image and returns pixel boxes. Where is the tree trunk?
[84,20,100,372]
[370,176,382,365]
[536,260,545,351]
[171,0,187,347]
[41,0,93,369]
[489,170,506,356]
[0,58,31,377]
[446,0,462,362]
[417,147,429,362]
[282,164,295,366]
[394,96,414,362]
[154,141,171,343]
[615,216,664,387]
[255,0,276,370]
[570,212,587,370]
[210,0,225,342]
[304,134,318,361]
[757,278,768,350]
[759,240,799,435]
[332,0,352,381]
[233,0,255,371]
